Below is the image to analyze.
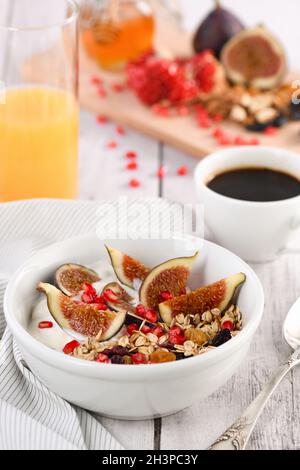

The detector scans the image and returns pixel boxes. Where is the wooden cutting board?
[22,28,300,158]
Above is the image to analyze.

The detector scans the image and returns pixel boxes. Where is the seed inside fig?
[55,264,100,296]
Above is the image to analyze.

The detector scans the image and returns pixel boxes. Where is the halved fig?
[139,252,199,310]
[37,282,125,340]
[106,246,150,288]
[55,264,100,296]
[159,272,246,325]
[221,26,287,90]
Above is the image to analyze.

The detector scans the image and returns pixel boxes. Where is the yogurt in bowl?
[4,235,264,420]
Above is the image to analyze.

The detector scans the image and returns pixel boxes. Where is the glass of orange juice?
[0,0,79,202]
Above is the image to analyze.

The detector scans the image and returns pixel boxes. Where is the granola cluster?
[71,304,242,365]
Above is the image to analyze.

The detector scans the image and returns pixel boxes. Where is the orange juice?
[0,87,78,202]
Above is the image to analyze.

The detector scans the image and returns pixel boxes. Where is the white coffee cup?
[194,146,300,263]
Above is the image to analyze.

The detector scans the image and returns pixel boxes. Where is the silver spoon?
[209,296,300,450]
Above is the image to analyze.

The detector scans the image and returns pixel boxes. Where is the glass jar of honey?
[79,0,155,69]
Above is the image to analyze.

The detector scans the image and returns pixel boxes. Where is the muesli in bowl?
[33,245,245,365]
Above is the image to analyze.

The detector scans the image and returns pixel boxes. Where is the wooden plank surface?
[1,0,300,451]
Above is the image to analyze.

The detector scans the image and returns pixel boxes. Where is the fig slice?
[221,26,287,90]
[37,282,125,340]
[139,252,199,310]
[159,272,246,325]
[55,264,100,296]
[106,246,150,288]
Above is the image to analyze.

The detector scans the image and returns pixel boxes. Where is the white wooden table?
[1,0,300,451]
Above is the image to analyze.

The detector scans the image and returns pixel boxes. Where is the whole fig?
[193,0,245,58]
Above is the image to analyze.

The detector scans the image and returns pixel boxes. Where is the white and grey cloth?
[0,199,125,450]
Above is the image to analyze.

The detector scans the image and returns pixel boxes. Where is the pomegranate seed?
[95,303,108,311]
[126,151,137,159]
[111,82,125,93]
[127,161,138,171]
[81,292,96,304]
[96,353,111,364]
[264,126,278,136]
[213,113,223,123]
[38,321,53,329]
[248,138,260,146]
[160,291,173,302]
[103,289,118,303]
[136,304,146,317]
[93,295,105,304]
[169,326,185,345]
[97,114,108,124]
[212,127,225,139]
[97,88,107,98]
[107,140,118,149]
[157,165,167,179]
[218,136,233,146]
[234,136,248,146]
[145,309,158,323]
[152,104,170,117]
[198,117,212,129]
[141,325,152,334]
[90,76,103,86]
[177,165,188,176]
[63,340,80,355]
[127,323,139,336]
[176,105,189,116]
[132,352,147,364]
[151,325,164,338]
[116,125,125,135]
[83,283,97,296]
[221,320,234,331]
[129,178,141,188]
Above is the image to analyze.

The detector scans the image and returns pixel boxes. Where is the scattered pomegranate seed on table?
[38,321,53,329]
[212,127,225,139]
[157,165,167,179]
[177,165,188,176]
[116,125,125,136]
[248,138,260,145]
[63,340,80,355]
[106,140,118,149]
[234,136,248,146]
[176,105,189,116]
[129,178,141,188]
[125,151,137,159]
[111,82,126,93]
[96,114,108,124]
[126,161,138,171]
[97,88,107,98]
[90,75,103,86]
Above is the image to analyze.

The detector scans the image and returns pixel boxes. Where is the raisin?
[209,329,231,347]
[111,346,128,356]
[185,328,208,346]
[111,355,124,364]
[290,101,300,120]
[150,350,176,363]
[123,355,133,365]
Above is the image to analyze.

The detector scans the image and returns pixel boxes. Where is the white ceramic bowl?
[4,235,264,420]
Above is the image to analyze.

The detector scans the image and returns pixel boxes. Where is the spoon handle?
[209,347,300,450]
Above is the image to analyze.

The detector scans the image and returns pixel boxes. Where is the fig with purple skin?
[221,26,287,90]
[159,272,246,325]
[193,0,245,58]
[106,246,150,288]
[139,252,199,310]
[37,283,126,340]
[55,264,100,296]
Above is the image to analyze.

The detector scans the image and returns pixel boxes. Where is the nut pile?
[71,304,242,365]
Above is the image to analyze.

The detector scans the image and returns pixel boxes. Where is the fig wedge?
[139,252,199,310]
[106,246,150,288]
[37,282,125,340]
[159,272,246,325]
[55,264,100,296]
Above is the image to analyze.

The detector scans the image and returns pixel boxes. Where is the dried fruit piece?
[106,246,150,288]
[193,1,245,58]
[150,350,176,363]
[185,328,208,346]
[221,26,287,90]
[139,252,199,310]
[131,352,147,364]
[159,272,246,325]
[37,283,125,340]
[209,328,232,346]
[55,264,100,296]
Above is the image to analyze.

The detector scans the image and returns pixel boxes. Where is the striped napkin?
[0,199,125,451]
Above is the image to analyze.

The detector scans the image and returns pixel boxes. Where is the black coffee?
[207,167,300,202]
